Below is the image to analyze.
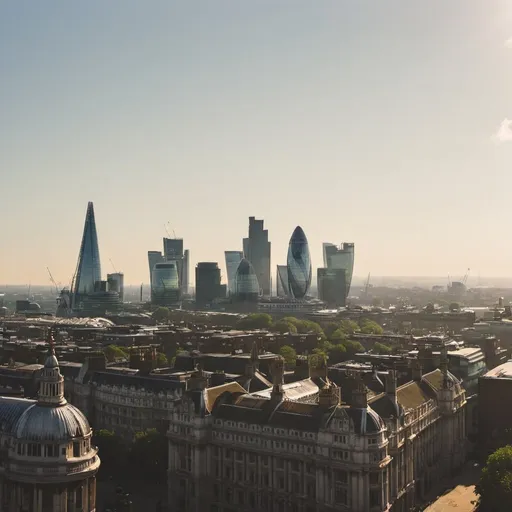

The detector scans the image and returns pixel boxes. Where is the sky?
[1,1,512,286]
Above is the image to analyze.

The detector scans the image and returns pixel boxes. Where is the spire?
[270,357,285,401]
[38,327,66,406]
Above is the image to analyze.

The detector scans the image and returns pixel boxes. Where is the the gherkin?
[287,226,312,299]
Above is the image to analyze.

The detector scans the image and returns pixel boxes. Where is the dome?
[287,226,312,299]
[233,259,260,301]
[14,402,91,442]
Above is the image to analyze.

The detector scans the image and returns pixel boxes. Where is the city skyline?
[2,1,512,284]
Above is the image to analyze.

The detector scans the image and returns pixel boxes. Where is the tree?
[279,345,297,365]
[92,430,128,477]
[104,345,128,363]
[449,302,461,312]
[327,343,347,364]
[236,313,273,330]
[373,342,392,355]
[360,319,384,335]
[324,322,341,338]
[342,340,365,355]
[339,319,360,334]
[130,429,168,483]
[476,445,512,511]
[152,307,170,323]
[330,328,348,343]
[271,319,298,334]
[156,352,168,367]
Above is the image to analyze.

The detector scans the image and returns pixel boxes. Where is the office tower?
[317,267,347,307]
[195,262,223,305]
[148,251,164,295]
[287,226,312,299]
[242,216,271,295]
[73,202,102,307]
[225,251,244,295]
[276,265,291,297]
[323,242,355,297]
[163,238,189,295]
[151,262,181,305]
[107,272,125,302]
[233,258,259,302]
[183,249,190,295]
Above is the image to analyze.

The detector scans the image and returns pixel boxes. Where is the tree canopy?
[476,445,512,511]
[279,345,297,365]
[236,313,273,330]
[104,345,128,363]
[271,319,298,334]
[373,342,392,355]
[152,307,170,323]
[156,352,168,367]
[359,319,384,335]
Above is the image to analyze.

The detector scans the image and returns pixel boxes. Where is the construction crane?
[164,222,177,239]
[461,268,471,285]
[109,259,118,273]
[46,267,60,294]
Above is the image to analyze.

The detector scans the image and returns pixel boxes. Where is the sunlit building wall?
[225,251,244,295]
[276,265,291,297]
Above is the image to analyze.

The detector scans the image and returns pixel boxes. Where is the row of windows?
[212,432,316,454]
[15,439,91,458]
[213,419,316,439]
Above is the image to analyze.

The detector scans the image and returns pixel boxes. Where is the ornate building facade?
[0,333,100,511]
[167,348,466,512]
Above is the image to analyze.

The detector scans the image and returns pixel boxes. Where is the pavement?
[424,464,480,512]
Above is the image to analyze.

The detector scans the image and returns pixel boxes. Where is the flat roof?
[483,360,512,379]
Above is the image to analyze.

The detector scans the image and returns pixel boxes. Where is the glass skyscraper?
[233,258,260,302]
[243,217,271,296]
[322,242,355,297]
[72,202,102,306]
[151,262,181,305]
[163,238,189,296]
[225,251,244,295]
[287,226,312,299]
[317,268,347,307]
[276,265,291,297]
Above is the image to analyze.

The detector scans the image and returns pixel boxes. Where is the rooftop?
[482,360,512,380]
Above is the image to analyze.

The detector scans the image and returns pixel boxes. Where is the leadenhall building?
[0,331,100,511]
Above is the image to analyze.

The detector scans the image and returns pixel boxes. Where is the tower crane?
[364,273,371,297]
[461,268,471,285]
[46,267,60,294]
[109,259,118,273]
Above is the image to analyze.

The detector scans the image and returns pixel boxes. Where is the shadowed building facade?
[322,242,355,298]
[225,251,244,296]
[243,217,271,296]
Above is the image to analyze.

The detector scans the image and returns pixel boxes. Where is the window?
[334,470,348,484]
[73,442,80,458]
[335,487,348,505]
[370,490,380,507]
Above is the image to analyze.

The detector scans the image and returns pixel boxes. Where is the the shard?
[72,202,102,305]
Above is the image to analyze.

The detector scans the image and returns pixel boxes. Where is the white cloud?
[505,37,512,48]
[493,118,512,143]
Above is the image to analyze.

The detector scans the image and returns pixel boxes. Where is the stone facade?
[0,332,100,512]
[167,350,466,512]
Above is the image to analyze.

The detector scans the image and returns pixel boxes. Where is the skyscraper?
[72,202,102,307]
[322,242,355,297]
[107,272,125,302]
[148,251,164,292]
[276,265,291,297]
[317,268,347,307]
[183,249,190,295]
[151,261,181,305]
[243,217,271,296]
[163,238,189,296]
[225,251,244,295]
[195,262,223,306]
[233,258,260,302]
[287,226,312,299]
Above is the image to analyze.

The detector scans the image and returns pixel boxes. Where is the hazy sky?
[1,1,512,286]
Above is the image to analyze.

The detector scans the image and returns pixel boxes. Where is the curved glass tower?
[287,226,312,299]
[73,202,102,306]
[225,251,244,295]
[233,258,260,302]
[151,261,180,305]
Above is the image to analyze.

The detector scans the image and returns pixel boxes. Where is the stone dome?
[14,402,91,442]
